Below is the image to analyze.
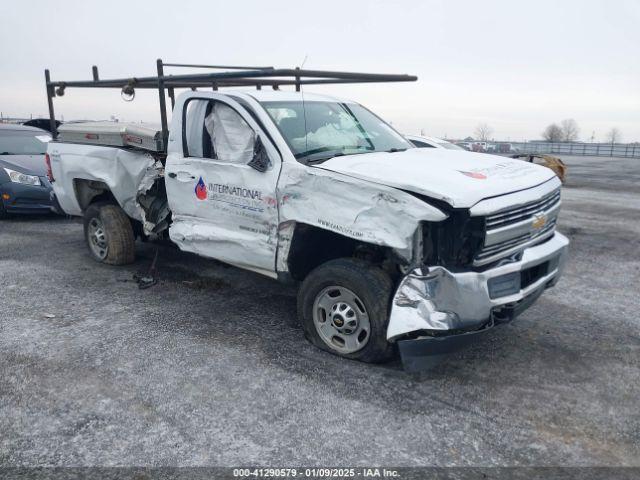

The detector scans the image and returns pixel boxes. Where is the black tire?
[83,203,135,265]
[297,258,395,363]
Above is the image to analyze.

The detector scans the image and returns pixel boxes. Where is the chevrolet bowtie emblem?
[532,213,547,230]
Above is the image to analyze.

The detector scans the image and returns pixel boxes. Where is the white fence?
[508,142,640,158]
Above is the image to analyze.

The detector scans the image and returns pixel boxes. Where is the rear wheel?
[83,203,135,265]
[297,258,395,363]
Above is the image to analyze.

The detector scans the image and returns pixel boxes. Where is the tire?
[297,258,395,363]
[83,203,135,265]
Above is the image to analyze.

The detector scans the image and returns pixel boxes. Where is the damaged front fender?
[278,163,448,263]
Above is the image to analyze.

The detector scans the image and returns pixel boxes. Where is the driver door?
[165,94,281,275]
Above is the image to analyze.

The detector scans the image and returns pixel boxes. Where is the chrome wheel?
[87,217,108,260]
[312,286,370,354]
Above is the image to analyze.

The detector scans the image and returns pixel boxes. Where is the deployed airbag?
[205,103,255,164]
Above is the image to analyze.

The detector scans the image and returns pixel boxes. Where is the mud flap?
[397,323,494,372]
[397,285,548,372]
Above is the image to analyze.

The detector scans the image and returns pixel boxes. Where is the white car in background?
[405,134,466,151]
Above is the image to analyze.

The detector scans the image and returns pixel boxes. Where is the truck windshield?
[261,101,411,163]
[0,130,51,155]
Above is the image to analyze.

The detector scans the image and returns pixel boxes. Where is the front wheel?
[297,258,395,363]
[83,203,135,265]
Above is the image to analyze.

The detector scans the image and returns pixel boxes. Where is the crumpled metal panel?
[316,148,557,209]
[387,267,475,340]
[387,232,570,341]
[277,162,447,262]
[169,215,278,278]
[136,161,170,235]
[49,142,156,219]
[276,221,296,273]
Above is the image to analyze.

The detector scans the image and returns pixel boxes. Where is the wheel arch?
[279,222,405,282]
[73,178,119,211]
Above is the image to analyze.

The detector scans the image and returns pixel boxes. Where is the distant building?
[0,116,31,124]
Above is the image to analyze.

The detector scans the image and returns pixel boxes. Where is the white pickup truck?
[45,63,568,370]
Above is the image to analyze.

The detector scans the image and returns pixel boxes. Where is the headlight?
[3,168,41,186]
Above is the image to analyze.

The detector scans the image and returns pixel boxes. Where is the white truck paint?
[49,142,156,220]
[316,148,556,208]
[49,89,568,368]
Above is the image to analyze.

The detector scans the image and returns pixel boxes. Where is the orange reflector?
[1,193,10,200]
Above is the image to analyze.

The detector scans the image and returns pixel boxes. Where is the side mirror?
[248,135,271,172]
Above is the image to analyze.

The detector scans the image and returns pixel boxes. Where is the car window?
[184,99,208,157]
[0,130,51,155]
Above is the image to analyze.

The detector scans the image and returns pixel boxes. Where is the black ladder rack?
[45,58,418,151]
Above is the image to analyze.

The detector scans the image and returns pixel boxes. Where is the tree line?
[542,119,622,143]
[465,121,625,144]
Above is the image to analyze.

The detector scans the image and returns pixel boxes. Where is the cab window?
[184,99,255,165]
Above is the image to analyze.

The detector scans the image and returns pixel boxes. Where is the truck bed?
[58,121,164,152]
[48,141,160,221]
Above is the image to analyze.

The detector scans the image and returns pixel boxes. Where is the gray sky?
[1,0,638,142]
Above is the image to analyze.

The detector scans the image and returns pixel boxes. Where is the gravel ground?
[1,156,639,467]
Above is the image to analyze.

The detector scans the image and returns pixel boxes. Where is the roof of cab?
[240,90,355,104]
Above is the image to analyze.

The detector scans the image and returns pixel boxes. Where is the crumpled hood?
[0,155,47,176]
[315,149,557,208]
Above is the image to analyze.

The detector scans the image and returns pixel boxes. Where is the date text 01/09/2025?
[232,468,400,477]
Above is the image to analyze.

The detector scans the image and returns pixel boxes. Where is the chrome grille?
[486,189,561,229]
[475,188,561,266]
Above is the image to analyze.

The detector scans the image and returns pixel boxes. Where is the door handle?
[167,171,196,181]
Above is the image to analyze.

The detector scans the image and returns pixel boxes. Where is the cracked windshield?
[262,100,411,163]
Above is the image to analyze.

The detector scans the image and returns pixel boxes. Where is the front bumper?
[1,178,54,214]
[388,232,569,371]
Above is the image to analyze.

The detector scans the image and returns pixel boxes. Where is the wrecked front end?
[388,182,569,371]
[389,232,569,371]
